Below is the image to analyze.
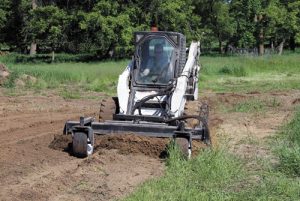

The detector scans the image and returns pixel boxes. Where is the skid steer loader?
[64,31,210,158]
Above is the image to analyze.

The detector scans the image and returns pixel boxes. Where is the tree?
[266,0,300,54]
[155,0,201,41]
[0,0,299,57]
[193,0,236,53]
[230,0,274,55]
[210,1,236,54]
[24,5,68,60]
[77,1,133,58]
[3,0,31,52]
[0,0,11,46]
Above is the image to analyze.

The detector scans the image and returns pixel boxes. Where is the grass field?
[1,52,299,97]
[200,54,300,92]
[2,61,127,95]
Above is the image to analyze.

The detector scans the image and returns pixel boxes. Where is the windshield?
[135,37,175,85]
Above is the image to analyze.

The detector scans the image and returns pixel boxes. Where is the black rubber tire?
[99,97,117,122]
[72,132,88,158]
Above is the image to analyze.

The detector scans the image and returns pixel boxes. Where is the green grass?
[233,98,267,113]
[200,53,300,92]
[1,53,299,96]
[230,98,281,113]
[59,89,81,99]
[273,107,300,176]
[124,146,300,201]
[1,60,127,95]
[124,147,244,201]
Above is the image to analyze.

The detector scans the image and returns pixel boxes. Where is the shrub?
[219,65,248,77]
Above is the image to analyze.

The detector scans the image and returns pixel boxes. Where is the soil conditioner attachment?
[64,31,211,158]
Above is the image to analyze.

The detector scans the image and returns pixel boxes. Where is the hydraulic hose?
[131,84,174,115]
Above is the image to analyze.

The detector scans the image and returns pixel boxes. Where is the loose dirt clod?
[95,134,170,158]
[15,74,37,87]
[49,134,72,151]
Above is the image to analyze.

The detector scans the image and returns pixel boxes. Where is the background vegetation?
[0,0,300,59]
[2,52,299,97]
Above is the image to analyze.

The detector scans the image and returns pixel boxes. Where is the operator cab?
[133,31,186,88]
[135,37,175,85]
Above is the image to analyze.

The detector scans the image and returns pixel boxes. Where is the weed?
[124,148,243,201]
[233,99,266,113]
[2,71,19,88]
[273,107,300,176]
[226,98,280,113]
[219,65,248,77]
[60,89,81,99]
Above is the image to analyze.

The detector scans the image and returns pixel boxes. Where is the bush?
[0,53,106,64]
[219,65,248,77]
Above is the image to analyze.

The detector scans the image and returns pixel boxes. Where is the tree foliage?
[0,0,299,57]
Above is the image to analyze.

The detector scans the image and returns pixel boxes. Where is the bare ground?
[0,91,164,201]
[0,89,299,200]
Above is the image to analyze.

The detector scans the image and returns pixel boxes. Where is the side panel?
[171,42,200,117]
[117,61,132,114]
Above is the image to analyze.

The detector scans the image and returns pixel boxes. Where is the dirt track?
[0,89,299,200]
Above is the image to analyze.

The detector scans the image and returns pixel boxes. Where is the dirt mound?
[15,74,37,87]
[216,93,247,105]
[49,133,213,158]
[0,51,8,56]
[95,134,169,158]
[49,134,170,158]
[49,134,72,151]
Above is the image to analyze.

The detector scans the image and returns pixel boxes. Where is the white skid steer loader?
[64,31,210,158]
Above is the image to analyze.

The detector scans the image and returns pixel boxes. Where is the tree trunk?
[218,34,224,54]
[219,40,225,54]
[29,0,37,56]
[277,39,285,55]
[270,40,274,53]
[289,35,295,51]
[255,14,264,56]
[258,29,264,56]
[52,50,55,62]
[29,42,37,55]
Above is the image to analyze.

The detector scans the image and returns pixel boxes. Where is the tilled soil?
[0,89,299,201]
[0,91,163,201]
